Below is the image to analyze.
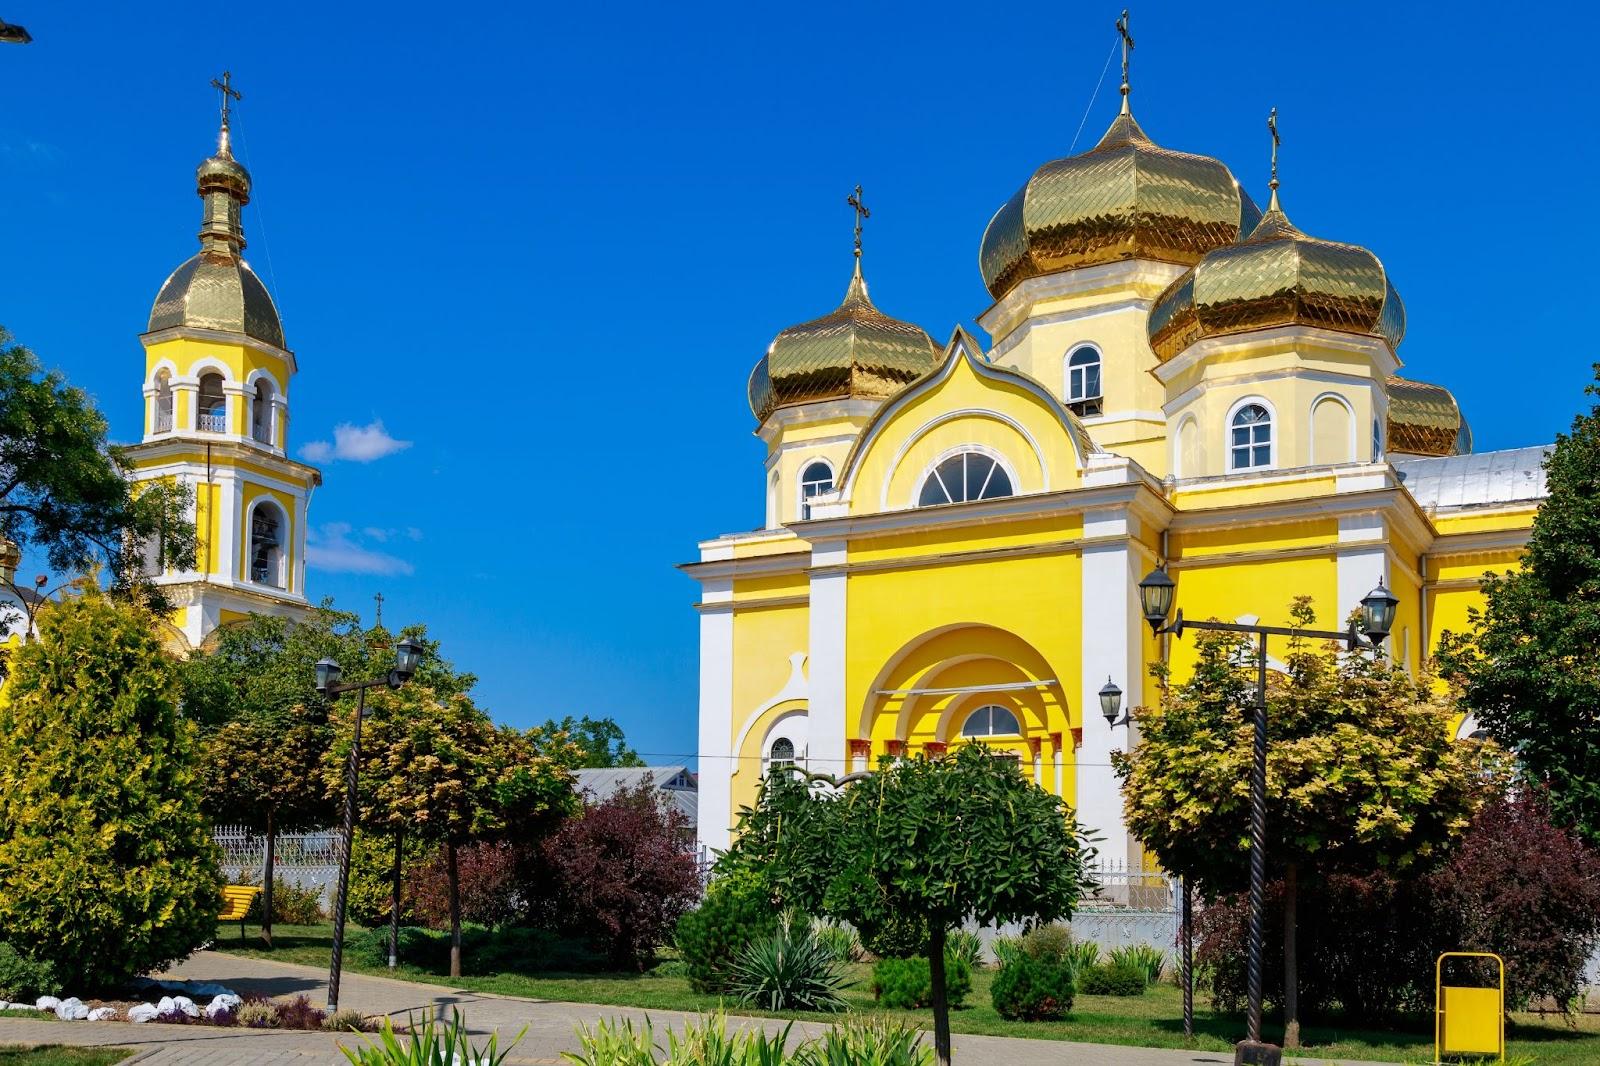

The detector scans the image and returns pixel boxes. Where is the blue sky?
[2,2,1595,763]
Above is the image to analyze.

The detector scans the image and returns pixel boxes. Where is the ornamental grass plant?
[340,1009,525,1065]
[730,915,848,1012]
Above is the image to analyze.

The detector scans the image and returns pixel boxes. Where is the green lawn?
[0,1049,130,1065]
[220,924,1600,1065]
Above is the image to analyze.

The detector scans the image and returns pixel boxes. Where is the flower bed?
[0,992,373,1032]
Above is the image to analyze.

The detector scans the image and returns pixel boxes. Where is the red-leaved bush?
[406,841,524,930]
[1195,790,1600,1018]
[539,782,702,969]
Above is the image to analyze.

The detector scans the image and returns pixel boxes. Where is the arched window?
[197,372,227,433]
[249,502,288,589]
[960,705,1021,738]
[768,736,796,771]
[799,461,834,520]
[1229,403,1273,471]
[153,370,174,434]
[252,379,275,445]
[1065,345,1103,417]
[917,452,1014,507]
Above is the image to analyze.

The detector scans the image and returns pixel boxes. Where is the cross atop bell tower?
[210,70,242,155]
[1116,9,1134,114]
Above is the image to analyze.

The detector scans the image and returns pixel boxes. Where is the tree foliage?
[1115,598,1499,1045]
[1437,369,1600,845]
[0,591,221,989]
[0,327,195,606]
[533,715,644,768]
[722,744,1095,1066]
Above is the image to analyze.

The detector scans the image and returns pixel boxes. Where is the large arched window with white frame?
[959,704,1022,738]
[1064,344,1103,417]
[798,460,834,520]
[916,451,1014,507]
[1228,401,1274,472]
[248,500,289,589]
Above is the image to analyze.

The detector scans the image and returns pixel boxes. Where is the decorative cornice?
[140,324,299,376]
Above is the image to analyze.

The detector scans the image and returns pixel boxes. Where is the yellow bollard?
[1435,951,1504,1063]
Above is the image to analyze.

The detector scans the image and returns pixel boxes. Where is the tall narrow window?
[1065,345,1103,417]
[197,372,226,433]
[249,503,287,589]
[252,379,275,445]
[916,452,1014,507]
[799,461,833,520]
[1229,403,1273,471]
[154,370,174,434]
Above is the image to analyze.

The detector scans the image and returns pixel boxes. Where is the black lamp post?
[316,636,425,1014]
[1126,564,1395,1066]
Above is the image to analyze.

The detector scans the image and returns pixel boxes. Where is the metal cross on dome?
[1116,9,1134,101]
[847,184,870,260]
[1268,107,1282,192]
[211,70,242,130]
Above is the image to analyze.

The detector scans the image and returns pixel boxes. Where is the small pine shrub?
[1079,961,1147,996]
[0,943,58,1000]
[1108,944,1167,986]
[946,930,983,970]
[870,953,971,1009]
[816,923,863,964]
[730,916,848,1012]
[673,871,779,994]
[236,1001,278,1028]
[1020,923,1071,964]
[991,953,1075,1021]
[246,878,325,925]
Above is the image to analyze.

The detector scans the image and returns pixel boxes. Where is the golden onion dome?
[749,264,941,423]
[1387,376,1471,457]
[979,110,1262,302]
[147,120,286,350]
[1146,196,1405,362]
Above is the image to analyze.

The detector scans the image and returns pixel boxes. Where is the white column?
[808,538,849,779]
[1052,733,1064,796]
[1077,507,1141,867]
[696,578,735,856]
[1337,512,1388,649]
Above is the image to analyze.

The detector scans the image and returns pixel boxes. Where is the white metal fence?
[214,825,341,903]
[1069,861,1180,953]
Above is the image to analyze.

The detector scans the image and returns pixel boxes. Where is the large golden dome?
[1146,198,1405,362]
[1387,376,1471,456]
[147,125,286,350]
[749,265,941,423]
[979,111,1262,302]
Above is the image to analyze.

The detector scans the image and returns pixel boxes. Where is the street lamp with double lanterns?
[315,636,425,1014]
[1115,564,1396,1066]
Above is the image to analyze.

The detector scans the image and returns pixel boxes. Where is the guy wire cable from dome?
[235,123,287,338]
[1068,38,1119,154]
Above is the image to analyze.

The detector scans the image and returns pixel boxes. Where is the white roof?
[572,765,697,823]
[1394,446,1551,512]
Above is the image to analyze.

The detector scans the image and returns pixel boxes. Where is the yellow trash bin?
[1435,952,1504,1063]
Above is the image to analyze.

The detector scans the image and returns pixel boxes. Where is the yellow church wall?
[1162,552,1340,680]
[1176,518,1338,559]
[1173,475,1340,510]
[848,515,1084,565]
[732,572,808,601]
[728,601,811,816]
[1431,509,1540,536]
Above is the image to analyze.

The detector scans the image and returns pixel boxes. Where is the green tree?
[534,715,644,768]
[1437,370,1600,845]
[723,745,1095,1066]
[331,682,573,977]
[1116,598,1498,1047]
[0,590,221,989]
[0,327,194,607]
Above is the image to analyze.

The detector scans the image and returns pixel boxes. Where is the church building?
[124,78,320,651]
[682,30,1548,865]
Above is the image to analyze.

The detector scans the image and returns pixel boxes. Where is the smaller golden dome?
[748,265,941,424]
[1387,376,1471,457]
[979,111,1262,302]
[1147,198,1405,362]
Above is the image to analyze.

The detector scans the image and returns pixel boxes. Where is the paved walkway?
[0,951,1390,1065]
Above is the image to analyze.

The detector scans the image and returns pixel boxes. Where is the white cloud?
[299,420,412,464]
[305,522,415,576]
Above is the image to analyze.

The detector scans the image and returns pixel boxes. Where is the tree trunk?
[927,924,952,1066]
[1283,862,1300,1049]
[447,839,462,978]
[388,826,404,969]
[261,809,275,949]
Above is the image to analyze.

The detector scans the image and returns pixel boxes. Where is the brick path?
[0,950,1395,1065]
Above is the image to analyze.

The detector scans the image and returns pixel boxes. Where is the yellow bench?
[220,885,260,943]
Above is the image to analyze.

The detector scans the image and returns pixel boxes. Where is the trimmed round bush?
[992,953,1074,1020]
[1079,961,1147,996]
[674,871,779,994]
